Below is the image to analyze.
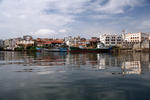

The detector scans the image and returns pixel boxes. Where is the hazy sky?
[0,0,150,39]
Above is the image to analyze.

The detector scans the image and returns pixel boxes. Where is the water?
[0,51,150,100]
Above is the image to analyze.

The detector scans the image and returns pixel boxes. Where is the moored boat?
[44,47,68,52]
[68,46,111,53]
[59,47,68,52]
[36,47,42,52]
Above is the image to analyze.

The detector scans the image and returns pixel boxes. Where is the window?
[111,42,115,44]
[105,39,109,41]
[106,42,109,44]
[117,42,121,44]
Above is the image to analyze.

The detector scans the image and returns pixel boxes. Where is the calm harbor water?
[0,51,150,100]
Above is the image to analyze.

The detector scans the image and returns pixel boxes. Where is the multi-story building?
[64,36,81,47]
[122,32,149,43]
[16,36,34,48]
[0,40,4,49]
[17,40,35,48]
[4,38,19,50]
[122,32,149,49]
[64,36,73,46]
[35,38,53,47]
[99,34,122,47]
[64,36,90,47]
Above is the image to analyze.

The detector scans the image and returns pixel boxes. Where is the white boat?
[44,48,68,52]
[44,48,60,52]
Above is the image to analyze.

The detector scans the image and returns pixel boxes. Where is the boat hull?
[69,47,111,53]
[44,48,67,52]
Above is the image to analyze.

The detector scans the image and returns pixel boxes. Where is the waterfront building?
[50,39,65,47]
[99,34,122,47]
[17,40,35,48]
[36,38,52,47]
[4,38,19,50]
[64,36,80,47]
[89,37,99,48]
[35,38,65,48]
[16,36,34,49]
[0,40,4,49]
[64,36,90,47]
[122,32,149,43]
[122,32,149,49]
[64,36,78,46]
[64,36,73,46]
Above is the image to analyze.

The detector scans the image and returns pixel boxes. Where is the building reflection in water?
[121,53,149,75]
[97,54,106,69]
[97,52,150,75]
[122,61,141,75]
[0,51,150,75]
[97,53,122,70]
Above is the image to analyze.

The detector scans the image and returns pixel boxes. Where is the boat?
[44,47,68,52]
[68,42,112,53]
[68,46,111,53]
[36,47,42,52]
[59,47,68,52]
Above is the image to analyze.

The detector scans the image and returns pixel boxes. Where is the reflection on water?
[0,51,150,100]
[122,61,141,75]
[0,51,150,75]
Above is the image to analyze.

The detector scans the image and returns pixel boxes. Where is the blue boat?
[59,48,68,52]
[36,47,42,52]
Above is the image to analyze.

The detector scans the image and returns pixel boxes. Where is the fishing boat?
[68,42,112,53]
[68,46,111,53]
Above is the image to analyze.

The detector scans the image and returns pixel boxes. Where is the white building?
[16,36,34,48]
[122,32,149,43]
[122,32,149,49]
[17,40,34,47]
[64,36,86,47]
[64,36,74,46]
[4,38,19,50]
[100,34,122,47]
[0,40,4,48]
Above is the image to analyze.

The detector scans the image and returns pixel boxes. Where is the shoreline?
[0,48,150,53]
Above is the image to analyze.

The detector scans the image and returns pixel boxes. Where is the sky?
[0,0,150,39]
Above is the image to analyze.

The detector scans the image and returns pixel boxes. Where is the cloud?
[0,0,148,39]
[33,29,56,37]
[0,0,74,33]
[91,0,147,14]
[59,29,67,33]
[46,0,89,14]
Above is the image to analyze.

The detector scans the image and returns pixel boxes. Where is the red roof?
[51,40,64,44]
[36,39,64,44]
[43,41,52,44]
[89,39,97,42]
